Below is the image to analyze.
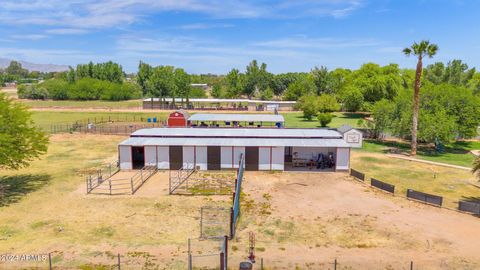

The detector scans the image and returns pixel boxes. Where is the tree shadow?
[0,174,51,207]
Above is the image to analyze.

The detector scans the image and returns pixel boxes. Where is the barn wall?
[233,146,246,168]
[144,146,157,166]
[157,146,170,169]
[258,147,271,170]
[196,146,208,170]
[221,146,233,169]
[336,148,350,171]
[183,146,195,168]
[119,145,132,170]
[271,146,285,170]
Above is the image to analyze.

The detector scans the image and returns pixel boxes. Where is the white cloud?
[10,34,48,40]
[45,28,90,35]
[0,0,365,29]
[177,23,234,30]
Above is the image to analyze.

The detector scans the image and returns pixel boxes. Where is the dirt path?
[231,172,480,269]
[387,154,472,170]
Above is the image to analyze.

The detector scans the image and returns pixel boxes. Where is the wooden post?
[410,261,413,270]
[261,258,264,270]
[334,258,337,270]
[117,253,121,270]
[48,253,52,270]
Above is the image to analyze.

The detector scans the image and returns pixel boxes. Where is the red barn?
[167,110,190,127]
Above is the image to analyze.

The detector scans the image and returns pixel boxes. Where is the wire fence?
[188,236,229,270]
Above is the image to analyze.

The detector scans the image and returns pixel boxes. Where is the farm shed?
[337,124,363,148]
[167,110,190,127]
[142,98,297,111]
[188,113,284,128]
[118,128,351,172]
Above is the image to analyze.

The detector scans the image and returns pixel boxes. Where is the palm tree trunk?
[411,56,423,156]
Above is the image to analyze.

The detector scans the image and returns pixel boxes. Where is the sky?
[0,0,479,74]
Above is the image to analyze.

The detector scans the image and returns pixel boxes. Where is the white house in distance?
[118,128,352,172]
[337,125,363,148]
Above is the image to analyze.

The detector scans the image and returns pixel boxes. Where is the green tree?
[146,66,176,101]
[211,83,224,98]
[467,73,480,95]
[317,94,340,113]
[342,87,364,112]
[174,68,191,105]
[0,93,48,169]
[403,40,438,155]
[283,75,315,101]
[39,79,69,100]
[311,66,333,94]
[6,61,28,78]
[243,60,271,98]
[317,113,333,127]
[297,94,318,120]
[372,99,395,139]
[137,61,152,95]
[224,69,243,98]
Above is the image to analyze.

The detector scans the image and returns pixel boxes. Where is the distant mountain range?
[0,58,69,73]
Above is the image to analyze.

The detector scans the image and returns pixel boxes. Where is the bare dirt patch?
[229,172,480,269]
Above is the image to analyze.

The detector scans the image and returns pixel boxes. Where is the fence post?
[200,207,203,238]
[220,252,225,270]
[130,177,134,194]
[48,253,52,270]
[410,261,413,270]
[188,238,192,270]
[229,207,234,239]
[334,258,337,270]
[261,258,264,270]
[117,253,121,270]
[109,180,112,195]
[224,235,228,269]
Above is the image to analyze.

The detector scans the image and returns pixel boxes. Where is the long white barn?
[118,128,352,172]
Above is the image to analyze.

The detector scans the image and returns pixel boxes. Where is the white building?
[337,125,363,148]
[118,128,351,172]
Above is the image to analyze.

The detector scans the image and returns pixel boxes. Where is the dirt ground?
[230,172,480,269]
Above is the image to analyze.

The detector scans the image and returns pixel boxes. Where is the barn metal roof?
[130,128,343,139]
[188,113,284,123]
[119,137,350,148]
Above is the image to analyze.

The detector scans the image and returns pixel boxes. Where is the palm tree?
[403,41,438,156]
[473,156,480,180]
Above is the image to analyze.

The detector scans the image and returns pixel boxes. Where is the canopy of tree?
[372,83,480,143]
[0,93,48,169]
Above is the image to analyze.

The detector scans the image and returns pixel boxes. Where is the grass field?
[1,134,479,269]
[360,140,479,168]
[282,112,366,128]
[21,99,143,109]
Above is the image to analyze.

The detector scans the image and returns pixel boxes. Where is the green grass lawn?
[351,150,479,208]
[20,99,143,109]
[31,111,169,130]
[358,140,479,168]
[281,112,366,128]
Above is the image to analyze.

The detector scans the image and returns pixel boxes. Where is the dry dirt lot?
[231,172,480,269]
[1,134,479,269]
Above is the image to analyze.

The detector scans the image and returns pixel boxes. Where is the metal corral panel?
[183,146,195,168]
[119,145,132,170]
[196,146,208,170]
[292,147,336,160]
[271,146,285,170]
[144,146,157,166]
[221,146,233,169]
[119,137,350,148]
[144,98,296,104]
[336,148,350,171]
[188,113,284,123]
[157,146,169,169]
[130,127,342,139]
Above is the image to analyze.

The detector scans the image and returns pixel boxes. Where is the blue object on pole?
[147,118,151,123]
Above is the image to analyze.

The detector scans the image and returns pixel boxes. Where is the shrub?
[317,113,333,127]
[39,79,69,100]
[17,84,49,100]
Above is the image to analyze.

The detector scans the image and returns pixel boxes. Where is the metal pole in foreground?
[48,253,52,270]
